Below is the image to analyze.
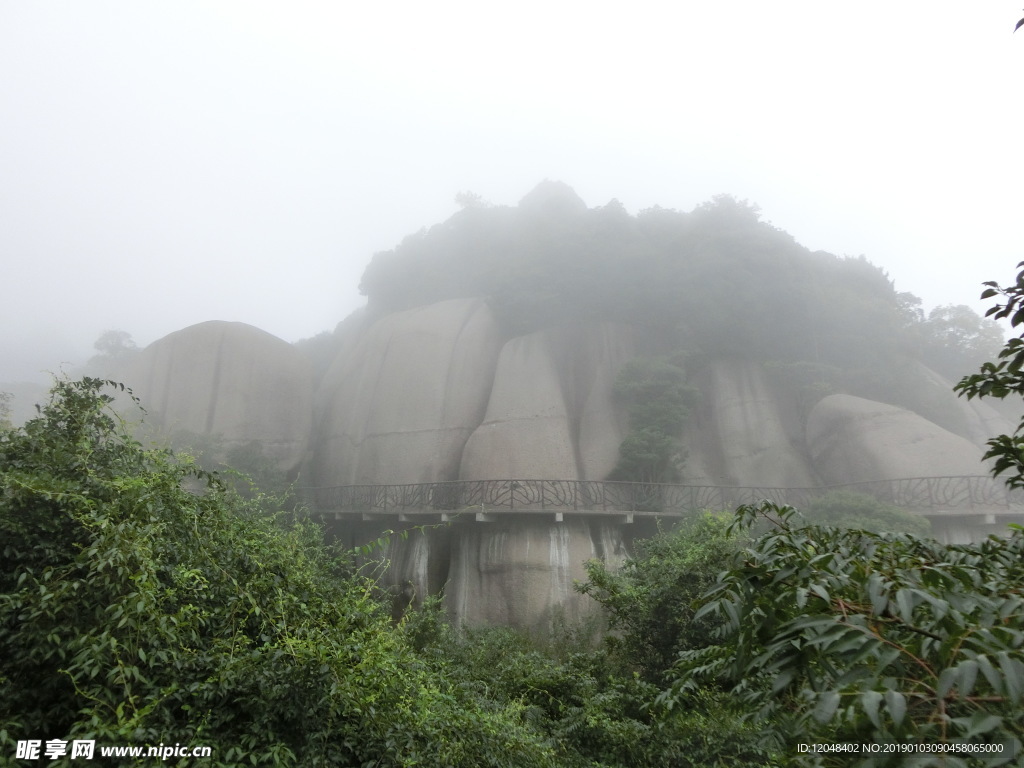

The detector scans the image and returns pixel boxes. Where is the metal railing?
[301,476,1024,516]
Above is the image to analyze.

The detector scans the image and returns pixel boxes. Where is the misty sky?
[2,2,1023,383]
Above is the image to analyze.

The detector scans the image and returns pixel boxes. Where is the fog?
[2,2,1023,384]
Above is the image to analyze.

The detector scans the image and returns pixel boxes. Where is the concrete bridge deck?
[302,476,1024,527]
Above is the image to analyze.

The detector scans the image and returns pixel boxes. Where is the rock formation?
[123,320,313,473]
[683,359,818,488]
[20,177,1022,633]
[806,394,986,484]
[309,298,502,486]
[460,323,637,481]
[114,304,1007,633]
[446,519,628,633]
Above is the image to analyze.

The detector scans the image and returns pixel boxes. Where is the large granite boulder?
[460,323,637,481]
[446,518,627,632]
[682,360,818,488]
[806,394,988,483]
[573,325,640,479]
[124,321,313,472]
[460,329,577,480]
[909,362,1015,448]
[310,298,503,486]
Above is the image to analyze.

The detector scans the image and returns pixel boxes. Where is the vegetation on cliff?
[607,355,698,484]
[578,514,741,684]
[358,182,1000,402]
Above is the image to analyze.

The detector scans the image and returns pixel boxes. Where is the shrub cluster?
[0,379,556,767]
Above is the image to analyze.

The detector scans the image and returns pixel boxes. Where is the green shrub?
[578,514,741,683]
[0,378,556,767]
[608,356,698,485]
[406,616,772,768]
[669,501,1024,766]
[803,490,931,536]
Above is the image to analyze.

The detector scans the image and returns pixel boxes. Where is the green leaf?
[894,588,917,620]
[937,667,955,699]
[976,655,1002,693]
[955,712,1003,738]
[795,587,808,608]
[997,654,1023,703]
[813,691,840,724]
[772,668,796,694]
[867,573,888,615]
[884,690,906,727]
[809,583,829,603]
[860,690,882,729]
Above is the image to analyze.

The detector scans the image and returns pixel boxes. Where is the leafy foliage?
[360,187,895,358]
[579,514,741,683]
[667,501,1024,766]
[955,261,1024,488]
[608,356,698,484]
[10,368,1020,766]
[405,603,772,768]
[802,490,931,536]
[0,391,11,431]
[83,330,140,380]
[149,428,295,505]
[913,304,1005,381]
[0,378,558,767]
[91,329,138,360]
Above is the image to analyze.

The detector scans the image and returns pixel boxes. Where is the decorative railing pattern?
[303,476,1024,516]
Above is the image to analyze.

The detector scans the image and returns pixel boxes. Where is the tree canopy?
[358,182,995,413]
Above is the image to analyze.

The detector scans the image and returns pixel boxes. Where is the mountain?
[90,183,1016,631]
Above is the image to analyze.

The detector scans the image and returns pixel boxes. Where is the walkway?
[302,476,1024,523]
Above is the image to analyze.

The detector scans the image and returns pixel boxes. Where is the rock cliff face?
[121,304,1006,632]
[806,395,986,484]
[124,320,313,473]
[907,362,1014,448]
[446,519,628,632]
[460,323,638,481]
[310,298,502,486]
[682,360,817,488]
